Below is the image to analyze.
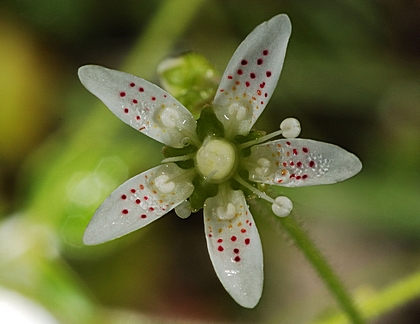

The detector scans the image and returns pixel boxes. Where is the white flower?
[78,14,362,308]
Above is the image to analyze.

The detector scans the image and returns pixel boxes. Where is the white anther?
[255,157,271,177]
[175,200,191,219]
[154,174,175,193]
[217,203,236,220]
[160,107,180,128]
[228,102,247,121]
[280,118,301,138]
[272,196,293,217]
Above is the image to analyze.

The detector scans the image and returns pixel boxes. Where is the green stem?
[250,199,365,324]
[276,216,365,324]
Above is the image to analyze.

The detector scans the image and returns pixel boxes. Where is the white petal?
[213,14,291,138]
[78,65,197,148]
[83,163,194,245]
[244,139,362,187]
[204,189,263,308]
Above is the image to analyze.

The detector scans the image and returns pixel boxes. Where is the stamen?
[238,117,301,150]
[154,167,197,193]
[233,175,274,204]
[255,158,271,177]
[161,153,195,163]
[175,200,192,219]
[233,175,293,217]
[217,203,236,220]
[157,107,202,147]
[160,107,179,128]
[228,102,247,121]
[280,118,301,138]
[271,196,293,217]
[154,174,175,193]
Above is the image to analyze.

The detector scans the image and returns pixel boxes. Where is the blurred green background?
[0,0,419,323]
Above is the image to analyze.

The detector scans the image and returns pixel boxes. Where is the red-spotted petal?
[213,14,291,138]
[78,65,197,148]
[243,139,362,187]
[83,163,194,245]
[204,188,263,308]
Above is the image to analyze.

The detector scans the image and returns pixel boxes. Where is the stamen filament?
[161,153,195,163]
[238,129,283,150]
[233,174,274,204]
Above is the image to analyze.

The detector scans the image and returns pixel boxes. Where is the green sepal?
[157,52,220,119]
[196,105,225,142]
[233,130,266,157]
[161,145,197,169]
[189,175,218,212]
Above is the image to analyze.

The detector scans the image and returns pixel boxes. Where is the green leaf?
[189,176,218,212]
[195,105,225,142]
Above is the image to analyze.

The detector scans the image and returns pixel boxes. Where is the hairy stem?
[250,199,365,324]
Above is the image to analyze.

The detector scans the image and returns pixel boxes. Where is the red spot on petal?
[136,116,140,120]
[245,238,250,245]
[234,256,241,262]
[309,161,315,168]
[282,162,287,167]
[266,71,272,77]
[250,73,256,79]
[245,81,250,87]
[264,93,268,97]
[263,50,269,55]
[139,87,144,92]
[120,92,126,97]
[290,174,295,178]
[303,147,309,153]
[257,58,263,65]
[135,199,141,204]
[290,161,294,166]
[241,229,246,233]
[209,233,213,238]
[241,59,248,65]
[121,195,127,200]
[141,214,147,219]
[293,149,298,155]
[132,99,138,104]
[131,189,136,193]
[149,207,154,212]
[217,238,223,243]
[124,108,129,113]
[144,196,149,200]
[260,82,265,88]
[130,83,135,87]
[297,162,302,168]
[302,174,308,179]
[218,246,224,252]
[231,236,237,242]
[122,209,129,214]
[228,75,233,80]
[233,248,240,254]
[151,97,156,101]
[286,141,291,145]
[163,94,167,98]
[237,69,243,75]
[140,184,144,190]
[296,175,302,180]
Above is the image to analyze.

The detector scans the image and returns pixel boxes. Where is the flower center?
[195,137,237,183]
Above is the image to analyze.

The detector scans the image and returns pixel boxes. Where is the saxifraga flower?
[78,14,362,308]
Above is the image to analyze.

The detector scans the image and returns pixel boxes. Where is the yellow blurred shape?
[0,15,56,163]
